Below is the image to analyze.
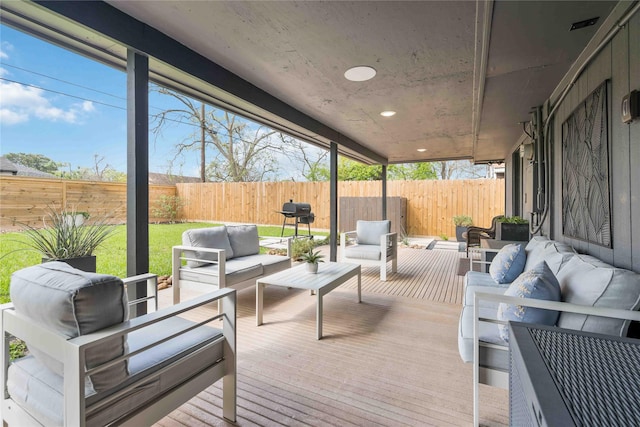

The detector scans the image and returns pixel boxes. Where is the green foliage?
[5,153,63,174]
[0,223,329,304]
[439,234,449,241]
[337,158,382,181]
[299,248,325,264]
[290,236,329,259]
[388,163,437,180]
[497,216,528,224]
[9,339,28,361]
[453,215,473,227]
[152,195,185,224]
[15,207,118,260]
[305,159,440,182]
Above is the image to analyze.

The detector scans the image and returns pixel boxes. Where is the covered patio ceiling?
[0,1,617,165]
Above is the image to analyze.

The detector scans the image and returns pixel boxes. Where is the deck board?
[156,246,507,426]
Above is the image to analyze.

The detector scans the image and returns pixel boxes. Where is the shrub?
[497,216,528,224]
[152,195,185,224]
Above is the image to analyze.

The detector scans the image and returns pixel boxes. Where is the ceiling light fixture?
[380,111,396,117]
[417,148,427,152]
[344,66,377,82]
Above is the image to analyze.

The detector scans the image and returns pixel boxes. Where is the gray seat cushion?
[182,226,234,266]
[345,244,382,261]
[556,254,640,336]
[7,316,223,427]
[181,259,264,287]
[238,254,291,276]
[458,303,508,367]
[9,262,128,393]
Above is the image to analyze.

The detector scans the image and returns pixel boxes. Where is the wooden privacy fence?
[177,179,505,238]
[0,176,504,237]
[0,176,175,230]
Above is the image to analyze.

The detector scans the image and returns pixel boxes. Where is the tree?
[278,134,329,181]
[55,155,126,182]
[4,153,62,174]
[151,87,280,182]
[388,163,437,180]
[433,160,487,180]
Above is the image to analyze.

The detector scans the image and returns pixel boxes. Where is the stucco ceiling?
[106,0,616,164]
[1,0,618,164]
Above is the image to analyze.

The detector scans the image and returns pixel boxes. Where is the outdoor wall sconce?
[621,90,639,123]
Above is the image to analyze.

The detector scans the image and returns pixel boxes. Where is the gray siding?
[507,10,639,273]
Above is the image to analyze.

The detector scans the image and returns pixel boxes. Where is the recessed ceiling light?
[380,111,396,117]
[344,66,376,82]
[417,148,427,152]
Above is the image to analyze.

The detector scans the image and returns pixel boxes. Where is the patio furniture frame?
[472,291,640,427]
[340,222,397,281]
[1,275,237,427]
[256,262,361,339]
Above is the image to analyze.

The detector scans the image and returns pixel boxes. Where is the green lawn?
[0,223,328,304]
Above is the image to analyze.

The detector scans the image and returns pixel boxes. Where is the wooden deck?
[155,246,508,426]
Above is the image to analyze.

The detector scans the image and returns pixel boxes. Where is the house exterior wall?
[507,8,639,273]
[551,10,639,272]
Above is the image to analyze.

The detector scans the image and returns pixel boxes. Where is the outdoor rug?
[457,257,471,276]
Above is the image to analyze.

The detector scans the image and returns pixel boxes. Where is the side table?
[509,322,640,426]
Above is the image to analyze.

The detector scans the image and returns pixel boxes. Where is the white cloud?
[81,100,95,112]
[0,108,28,125]
[0,41,12,60]
[0,81,95,125]
[0,67,8,77]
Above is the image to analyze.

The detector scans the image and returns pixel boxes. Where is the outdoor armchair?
[463,215,504,255]
[1,262,236,426]
[340,220,397,281]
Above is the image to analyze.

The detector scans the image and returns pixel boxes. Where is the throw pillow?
[182,226,234,267]
[489,243,526,284]
[497,261,561,342]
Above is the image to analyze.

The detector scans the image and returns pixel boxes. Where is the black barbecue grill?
[278,200,315,237]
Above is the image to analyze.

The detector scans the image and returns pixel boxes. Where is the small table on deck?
[256,262,361,339]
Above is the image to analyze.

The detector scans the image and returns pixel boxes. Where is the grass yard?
[0,222,328,304]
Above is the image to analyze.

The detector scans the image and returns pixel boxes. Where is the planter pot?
[64,214,86,227]
[42,255,97,272]
[455,226,469,242]
[306,262,319,274]
[495,223,529,241]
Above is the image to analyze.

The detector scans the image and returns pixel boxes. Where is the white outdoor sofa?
[459,236,640,425]
[1,261,236,426]
[172,224,292,304]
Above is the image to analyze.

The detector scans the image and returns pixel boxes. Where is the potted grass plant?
[453,215,473,242]
[299,248,325,274]
[18,206,117,272]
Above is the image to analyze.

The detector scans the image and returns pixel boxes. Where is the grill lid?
[282,200,311,215]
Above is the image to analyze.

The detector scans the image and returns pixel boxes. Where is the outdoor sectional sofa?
[172,224,292,303]
[458,236,640,424]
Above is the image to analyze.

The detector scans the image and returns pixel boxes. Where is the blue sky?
[0,24,253,177]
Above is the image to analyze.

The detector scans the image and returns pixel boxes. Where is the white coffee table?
[256,262,361,339]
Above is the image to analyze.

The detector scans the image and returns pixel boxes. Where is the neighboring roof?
[148,172,201,185]
[0,156,57,178]
[0,156,18,175]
